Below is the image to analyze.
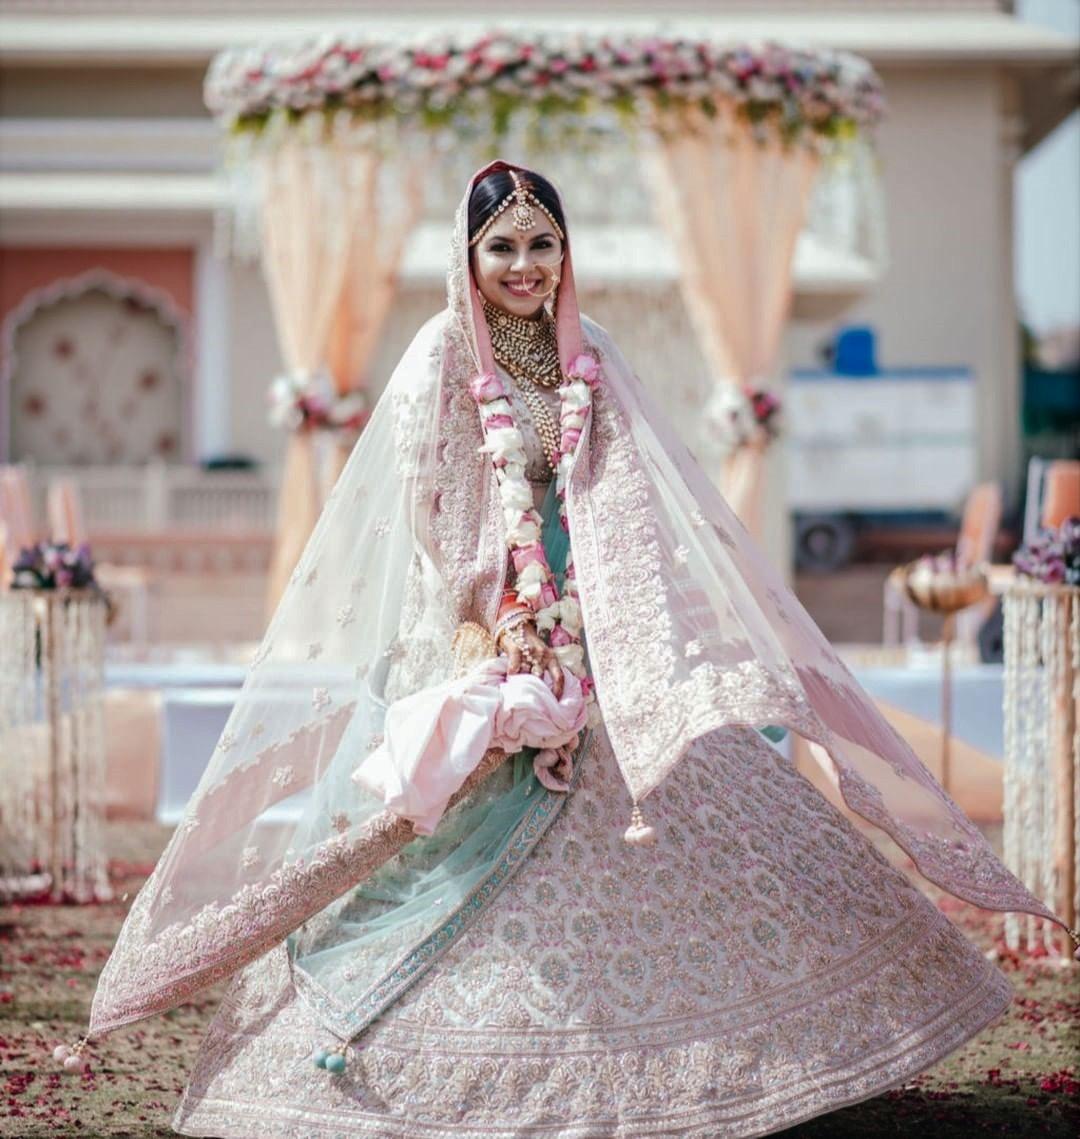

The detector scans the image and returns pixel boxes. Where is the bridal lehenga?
[87,162,1072,1138]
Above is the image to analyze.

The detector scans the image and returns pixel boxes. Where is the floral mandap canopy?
[203,30,886,605]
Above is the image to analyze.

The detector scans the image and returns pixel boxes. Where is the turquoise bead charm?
[325,1053,347,1074]
[313,1049,330,1070]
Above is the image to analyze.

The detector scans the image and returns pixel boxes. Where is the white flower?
[515,562,548,591]
[506,518,541,546]
[336,604,355,628]
[684,640,703,659]
[241,846,259,869]
[498,479,533,512]
[536,602,560,633]
[673,545,690,568]
[517,578,543,603]
[558,596,582,632]
[559,379,591,411]
[479,426,525,458]
[552,643,585,673]
[271,765,295,788]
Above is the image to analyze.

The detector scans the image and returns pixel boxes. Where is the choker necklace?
[481,298,563,390]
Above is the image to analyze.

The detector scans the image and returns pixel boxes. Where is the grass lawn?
[1,822,1077,1137]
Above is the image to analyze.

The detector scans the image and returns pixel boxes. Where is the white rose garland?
[470,354,603,724]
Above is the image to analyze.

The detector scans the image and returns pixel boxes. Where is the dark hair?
[467,165,567,244]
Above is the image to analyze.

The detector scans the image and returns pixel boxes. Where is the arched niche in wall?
[1,269,190,465]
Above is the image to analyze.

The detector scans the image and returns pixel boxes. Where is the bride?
[84,160,1072,1137]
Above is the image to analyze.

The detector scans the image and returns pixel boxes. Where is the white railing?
[26,463,279,533]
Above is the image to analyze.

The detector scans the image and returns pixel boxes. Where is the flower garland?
[206,32,884,147]
[470,352,602,724]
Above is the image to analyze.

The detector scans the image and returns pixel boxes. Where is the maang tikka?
[468,170,566,248]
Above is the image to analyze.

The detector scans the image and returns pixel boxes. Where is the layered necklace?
[482,298,563,472]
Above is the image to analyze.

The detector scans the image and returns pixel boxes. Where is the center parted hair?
[467,165,567,246]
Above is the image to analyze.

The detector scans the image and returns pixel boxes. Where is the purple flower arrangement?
[205,32,885,144]
[11,542,98,591]
[1012,517,1080,586]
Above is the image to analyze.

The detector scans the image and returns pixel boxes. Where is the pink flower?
[512,543,548,573]
[484,413,515,429]
[538,581,559,608]
[580,676,595,698]
[549,624,573,647]
[568,353,602,387]
[469,371,506,403]
[560,427,581,451]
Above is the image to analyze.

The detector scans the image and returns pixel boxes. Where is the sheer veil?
[89,159,1068,1040]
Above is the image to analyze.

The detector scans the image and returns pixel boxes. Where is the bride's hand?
[501,622,565,700]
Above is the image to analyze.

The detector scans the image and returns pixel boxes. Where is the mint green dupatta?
[287,481,587,1042]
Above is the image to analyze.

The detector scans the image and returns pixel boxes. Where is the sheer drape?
[261,139,420,607]
[323,158,424,490]
[642,105,820,535]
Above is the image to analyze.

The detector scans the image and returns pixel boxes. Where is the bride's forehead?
[477,215,559,243]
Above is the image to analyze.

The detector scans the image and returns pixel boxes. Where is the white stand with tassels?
[1002,577,1079,962]
[0,590,112,903]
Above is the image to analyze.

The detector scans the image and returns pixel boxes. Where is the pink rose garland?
[471,352,602,724]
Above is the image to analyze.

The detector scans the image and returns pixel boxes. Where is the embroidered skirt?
[173,723,1011,1139]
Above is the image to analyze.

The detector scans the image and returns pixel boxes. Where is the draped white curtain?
[259,137,423,610]
[642,104,822,540]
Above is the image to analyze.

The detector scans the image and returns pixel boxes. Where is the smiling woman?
[85,159,1073,1139]
[467,167,565,317]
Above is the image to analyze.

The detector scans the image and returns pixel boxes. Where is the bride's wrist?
[494,610,534,651]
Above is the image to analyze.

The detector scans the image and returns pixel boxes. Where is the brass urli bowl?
[888,560,990,615]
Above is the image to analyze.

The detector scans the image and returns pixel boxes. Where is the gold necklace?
[481,298,563,390]
[511,377,561,474]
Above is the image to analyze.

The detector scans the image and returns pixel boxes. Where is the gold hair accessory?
[469,171,565,248]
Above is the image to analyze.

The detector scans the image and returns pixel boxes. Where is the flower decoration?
[206,33,885,147]
[705,382,782,458]
[11,542,97,591]
[268,372,371,442]
[1013,517,1080,586]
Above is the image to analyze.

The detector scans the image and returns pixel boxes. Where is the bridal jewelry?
[468,170,566,248]
[482,298,562,388]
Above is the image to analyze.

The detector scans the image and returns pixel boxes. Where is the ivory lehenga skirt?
[173,722,1011,1139]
